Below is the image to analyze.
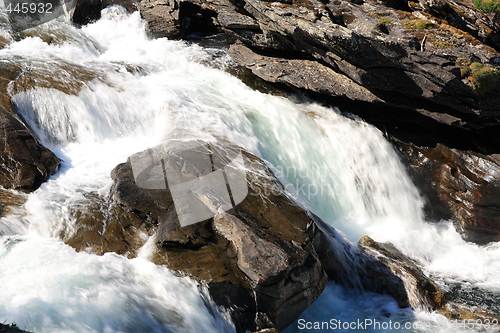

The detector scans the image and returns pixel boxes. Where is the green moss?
[433,40,452,49]
[379,18,391,24]
[404,19,435,30]
[469,62,484,71]
[460,62,500,93]
[473,0,500,12]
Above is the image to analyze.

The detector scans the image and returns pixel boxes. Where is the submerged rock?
[359,236,446,311]
[0,188,26,218]
[438,302,500,322]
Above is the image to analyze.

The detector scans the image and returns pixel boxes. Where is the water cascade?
[0,6,498,333]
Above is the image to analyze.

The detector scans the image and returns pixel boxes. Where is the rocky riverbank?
[0,0,499,330]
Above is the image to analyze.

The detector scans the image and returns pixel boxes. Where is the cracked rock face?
[222,0,500,122]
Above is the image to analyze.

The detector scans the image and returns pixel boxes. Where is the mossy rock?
[473,0,500,12]
[404,19,435,30]
[468,63,499,93]
[457,60,499,94]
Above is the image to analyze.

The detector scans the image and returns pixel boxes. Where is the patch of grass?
[2,321,20,329]
[473,0,500,12]
[404,19,435,30]
[459,61,500,93]
[433,39,452,49]
[379,18,391,24]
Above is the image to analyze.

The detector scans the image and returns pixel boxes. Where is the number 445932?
[5,2,53,14]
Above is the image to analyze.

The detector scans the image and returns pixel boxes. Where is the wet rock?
[438,302,500,322]
[65,191,154,255]
[313,219,411,308]
[67,140,465,329]
[67,140,328,332]
[0,188,26,218]
[359,236,447,311]
[0,35,10,49]
[72,0,102,25]
[0,63,60,191]
[0,113,61,191]
[9,60,102,96]
[397,140,500,244]
[0,55,108,191]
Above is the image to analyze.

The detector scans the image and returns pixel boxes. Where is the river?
[0,5,499,333]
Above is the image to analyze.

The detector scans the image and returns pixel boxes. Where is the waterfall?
[0,5,498,333]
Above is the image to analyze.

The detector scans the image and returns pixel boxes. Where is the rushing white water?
[0,5,498,333]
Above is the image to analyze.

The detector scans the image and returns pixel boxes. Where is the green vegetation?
[459,61,500,93]
[404,19,435,30]
[433,39,452,49]
[2,321,20,329]
[473,0,500,12]
[379,18,391,24]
